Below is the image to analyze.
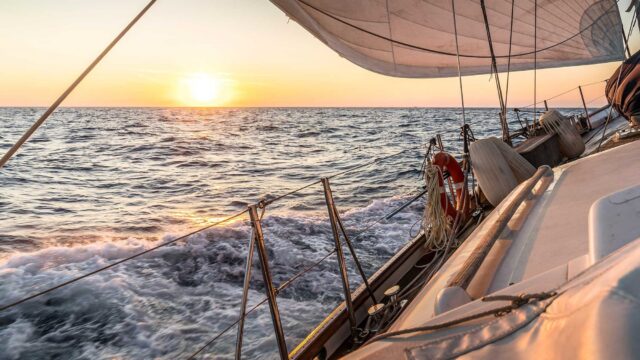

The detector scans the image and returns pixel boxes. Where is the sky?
[0,0,637,108]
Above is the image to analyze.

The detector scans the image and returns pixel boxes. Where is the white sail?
[270,0,625,78]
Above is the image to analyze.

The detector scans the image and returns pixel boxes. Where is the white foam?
[0,193,423,358]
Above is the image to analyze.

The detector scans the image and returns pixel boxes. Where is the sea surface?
[0,107,585,359]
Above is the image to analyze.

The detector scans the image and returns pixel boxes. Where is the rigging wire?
[0,0,158,169]
[479,0,510,143]
[450,0,466,125]
[534,0,538,125]
[616,2,633,58]
[295,0,622,60]
[504,0,516,112]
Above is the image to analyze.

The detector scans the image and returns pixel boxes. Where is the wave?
[0,194,423,359]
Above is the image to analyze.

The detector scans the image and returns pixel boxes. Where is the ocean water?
[0,107,581,359]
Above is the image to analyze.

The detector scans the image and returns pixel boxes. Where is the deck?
[346,136,640,360]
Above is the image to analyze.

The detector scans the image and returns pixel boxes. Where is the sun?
[181,73,223,106]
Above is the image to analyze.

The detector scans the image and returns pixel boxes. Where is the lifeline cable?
[518,79,606,109]
[189,185,428,357]
[262,147,414,207]
[188,248,337,359]
[0,208,248,312]
[1,147,417,312]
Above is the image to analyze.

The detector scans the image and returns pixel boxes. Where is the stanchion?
[578,86,593,130]
[235,225,257,359]
[321,178,358,339]
[248,205,288,359]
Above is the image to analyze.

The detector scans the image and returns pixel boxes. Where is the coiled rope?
[423,165,450,251]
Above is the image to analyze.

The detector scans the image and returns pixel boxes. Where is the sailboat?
[264,0,640,359]
[1,0,639,359]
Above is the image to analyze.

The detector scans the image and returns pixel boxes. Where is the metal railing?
[1,146,426,360]
[193,152,426,359]
[507,79,608,141]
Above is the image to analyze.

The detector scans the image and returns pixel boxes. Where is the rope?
[295,0,621,60]
[423,165,450,251]
[0,0,158,169]
[191,151,477,358]
[0,209,248,312]
[365,291,557,344]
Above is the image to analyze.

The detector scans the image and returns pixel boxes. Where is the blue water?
[0,107,581,359]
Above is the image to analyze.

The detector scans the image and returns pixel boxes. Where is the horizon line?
[0,105,599,109]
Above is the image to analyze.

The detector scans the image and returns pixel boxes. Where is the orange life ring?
[432,152,471,221]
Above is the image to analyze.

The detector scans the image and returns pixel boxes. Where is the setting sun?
[177,73,230,106]
[188,73,219,102]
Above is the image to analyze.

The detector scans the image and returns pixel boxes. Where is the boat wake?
[0,194,423,359]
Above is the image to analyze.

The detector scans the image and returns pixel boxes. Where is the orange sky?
[0,0,636,108]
